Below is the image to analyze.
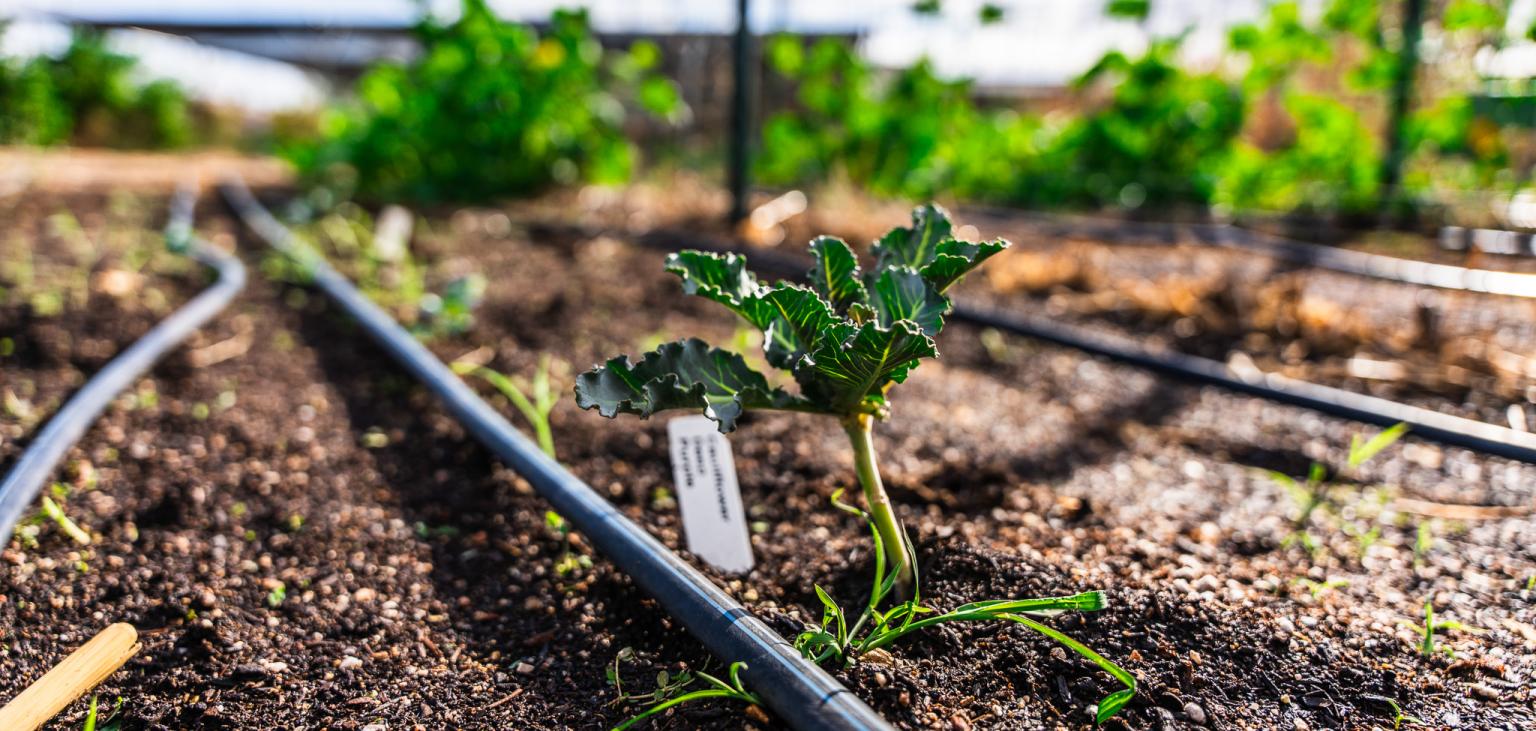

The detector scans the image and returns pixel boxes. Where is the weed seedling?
[1407,601,1479,658]
[81,695,124,731]
[795,491,1136,723]
[454,355,564,460]
[1294,576,1348,599]
[608,648,760,731]
[1268,423,1408,560]
[577,204,1007,590]
[267,582,287,608]
[545,510,592,576]
[414,522,459,539]
[1413,521,1435,569]
[1345,522,1381,562]
[1362,694,1422,729]
[418,274,486,338]
[40,492,92,546]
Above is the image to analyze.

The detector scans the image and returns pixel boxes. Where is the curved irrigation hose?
[0,186,247,547]
[975,208,1536,298]
[631,226,1536,465]
[218,178,893,731]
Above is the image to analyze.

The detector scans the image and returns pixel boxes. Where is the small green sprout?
[1407,601,1480,658]
[81,695,124,731]
[576,204,1008,592]
[792,491,1135,724]
[1294,577,1348,599]
[414,522,459,539]
[609,655,760,731]
[911,0,942,15]
[1362,694,1422,730]
[453,355,563,460]
[135,382,159,410]
[1269,423,1408,560]
[418,273,486,337]
[1345,522,1380,561]
[1348,423,1410,469]
[267,582,288,608]
[4,388,35,422]
[545,510,592,576]
[40,493,92,545]
[1413,521,1434,568]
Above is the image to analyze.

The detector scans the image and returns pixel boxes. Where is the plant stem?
[532,419,556,461]
[843,414,912,592]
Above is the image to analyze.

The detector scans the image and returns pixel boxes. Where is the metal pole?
[1380,0,1425,216]
[729,0,753,224]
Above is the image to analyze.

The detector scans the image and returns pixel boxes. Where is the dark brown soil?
[2,177,1534,731]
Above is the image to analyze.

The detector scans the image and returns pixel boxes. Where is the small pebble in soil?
[1293,719,1310,731]
[1184,701,1207,725]
[862,648,895,666]
[514,661,535,675]
[340,656,363,670]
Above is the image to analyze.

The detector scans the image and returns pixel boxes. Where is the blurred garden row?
[3,0,1533,222]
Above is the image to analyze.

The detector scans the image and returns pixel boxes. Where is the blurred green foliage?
[759,34,1242,211]
[1031,40,1244,209]
[760,37,979,198]
[285,0,683,203]
[759,0,1521,217]
[0,28,193,147]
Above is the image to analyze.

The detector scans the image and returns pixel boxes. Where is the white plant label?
[667,415,754,574]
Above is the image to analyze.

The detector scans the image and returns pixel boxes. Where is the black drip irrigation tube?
[631,227,1536,465]
[975,207,1536,298]
[953,303,1536,463]
[0,186,248,547]
[217,178,893,731]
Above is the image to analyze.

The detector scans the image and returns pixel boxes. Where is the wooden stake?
[0,623,139,731]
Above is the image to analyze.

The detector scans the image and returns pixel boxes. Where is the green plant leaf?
[807,236,868,313]
[871,205,1009,295]
[665,250,774,329]
[574,337,814,431]
[920,238,1009,293]
[802,320,937,412]
[868,267,948,336]
[1106,0,1151,21]
[1348,422,1409,469]
[762,283,842,369]
[873,204,954,273]
[814,585,848,642]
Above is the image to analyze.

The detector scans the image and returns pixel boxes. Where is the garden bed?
[3,176,1535,730]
